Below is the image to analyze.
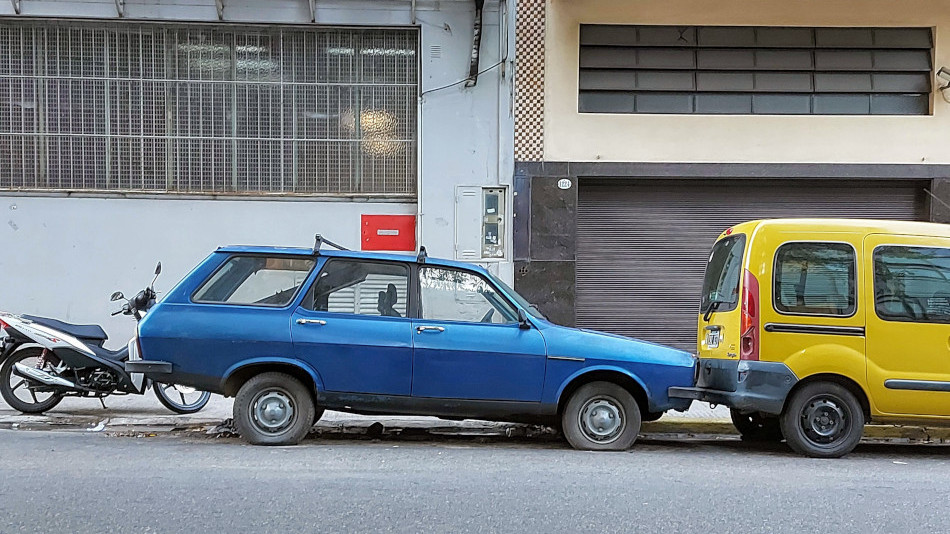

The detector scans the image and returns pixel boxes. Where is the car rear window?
[701,234,746,314]
[192,255,315,307]
[774,242,856,317]
[874,245,950,324]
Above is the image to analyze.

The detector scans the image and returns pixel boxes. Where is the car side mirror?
[517,308,531,329]
[110,292,125,302]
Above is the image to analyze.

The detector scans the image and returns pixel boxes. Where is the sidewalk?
[2,393,948,444]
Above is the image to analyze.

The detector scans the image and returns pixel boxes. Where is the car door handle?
[416,326,445,333]
[296,319,327,326]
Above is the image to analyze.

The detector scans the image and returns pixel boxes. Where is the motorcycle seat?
[21,315,108,342]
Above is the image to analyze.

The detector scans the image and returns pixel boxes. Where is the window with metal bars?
[579,25,932,115]
[0,21,418,195]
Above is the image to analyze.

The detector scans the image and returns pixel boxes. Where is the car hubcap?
[252,390,295,433]
[578,397,625,444]
[800,397,847,444]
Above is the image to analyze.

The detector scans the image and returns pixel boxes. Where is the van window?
[774,243,856,316]
[701,234,746,314]
[874,246,950,324]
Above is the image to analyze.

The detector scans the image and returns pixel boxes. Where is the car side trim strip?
[884,379,950,392]
[763,323,865,336]
[547,355,585,362]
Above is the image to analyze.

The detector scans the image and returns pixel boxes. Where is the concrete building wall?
[0,0,515,345]
[543,0,950,164]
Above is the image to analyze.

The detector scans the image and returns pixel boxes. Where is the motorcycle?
[0,262,210,415]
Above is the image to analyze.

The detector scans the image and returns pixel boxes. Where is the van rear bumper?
[668,359,798,415]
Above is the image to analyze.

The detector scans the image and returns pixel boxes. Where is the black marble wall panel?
[514,260,576,326]
[931,178,950,223]
[529,176,577,261]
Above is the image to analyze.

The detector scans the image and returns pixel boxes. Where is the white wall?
[0,0,516,343]
[0,195,414,347]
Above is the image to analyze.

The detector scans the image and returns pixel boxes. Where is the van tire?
[730,409,783,442]
[562,381,641,451]
[780,382,864,458]
[233,372,315,446]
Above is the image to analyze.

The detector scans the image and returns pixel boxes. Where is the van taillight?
[740,269,759,361]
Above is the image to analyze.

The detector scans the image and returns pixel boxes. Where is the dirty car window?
[193,255,315,307]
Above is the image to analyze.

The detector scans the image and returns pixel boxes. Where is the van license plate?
[705,329,720,349]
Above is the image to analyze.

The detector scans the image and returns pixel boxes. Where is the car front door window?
[419,267,517,324]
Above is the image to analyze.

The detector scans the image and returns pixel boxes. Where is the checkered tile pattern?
[514,0,545,161]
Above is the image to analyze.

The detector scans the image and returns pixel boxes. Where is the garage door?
[575,179,927,351]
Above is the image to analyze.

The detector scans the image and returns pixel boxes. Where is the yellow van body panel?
[697,218,950,421]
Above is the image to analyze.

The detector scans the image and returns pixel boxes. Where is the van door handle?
[296,319,327,326]
[416,326,445,333]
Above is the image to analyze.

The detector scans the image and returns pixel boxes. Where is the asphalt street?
[0,429,948,534]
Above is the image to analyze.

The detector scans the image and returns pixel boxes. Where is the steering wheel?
[480,308,495,323]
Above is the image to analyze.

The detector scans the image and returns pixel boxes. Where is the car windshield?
[700,234,746,313]
[485,272,547,320]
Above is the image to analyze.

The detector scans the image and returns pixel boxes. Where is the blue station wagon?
[130,240,696,449]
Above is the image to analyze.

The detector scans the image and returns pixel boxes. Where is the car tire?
[562,381,641,451]
[780,382,864,458]
[730,409,783,442]
[233,372,315,446]
[0,347,64,414]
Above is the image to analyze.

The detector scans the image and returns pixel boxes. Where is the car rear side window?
[701,234,746,314]
[192,255,315,307]
[303,259,409,318]
[774,242,856,317]
[874,246,950,324]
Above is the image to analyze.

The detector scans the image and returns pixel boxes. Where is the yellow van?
[669,219,950,458]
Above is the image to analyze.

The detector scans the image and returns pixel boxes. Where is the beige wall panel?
[545,0,950,163]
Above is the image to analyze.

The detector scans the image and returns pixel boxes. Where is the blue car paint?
[139,246,697,418]
[292,307,413,396]
[410,318,547,401]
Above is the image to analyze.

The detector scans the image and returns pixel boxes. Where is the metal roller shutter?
[576,179,927,351]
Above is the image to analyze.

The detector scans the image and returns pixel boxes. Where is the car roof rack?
[417,246,427,263]
[313,234,349,254]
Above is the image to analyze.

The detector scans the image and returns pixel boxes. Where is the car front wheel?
[780,382,864,458]
[562,381,641,451]
[233,372,316,446]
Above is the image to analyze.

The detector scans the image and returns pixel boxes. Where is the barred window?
[0,21,418,195]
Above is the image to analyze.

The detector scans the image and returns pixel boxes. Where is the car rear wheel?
[562,381,641,451]
[233,372,315,446]
[780,382,864,458]
[730,409,783,442]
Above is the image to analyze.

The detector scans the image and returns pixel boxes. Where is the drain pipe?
[464,0,485,87]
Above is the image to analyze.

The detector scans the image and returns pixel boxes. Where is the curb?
[3,413,950,443]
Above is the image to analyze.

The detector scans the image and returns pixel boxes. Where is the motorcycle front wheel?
[0,347,65,414]
[153,382,211,414]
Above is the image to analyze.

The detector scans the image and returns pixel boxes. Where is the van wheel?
[233,372,315,446]
[730,409,783,442]
[780,382,864,458]
[562,382,641,451]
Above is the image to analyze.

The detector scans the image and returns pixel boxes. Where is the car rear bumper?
[668,359,798,415]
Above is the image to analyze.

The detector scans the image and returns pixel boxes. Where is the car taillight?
[740,269,759,361]
[0,318,9,332]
